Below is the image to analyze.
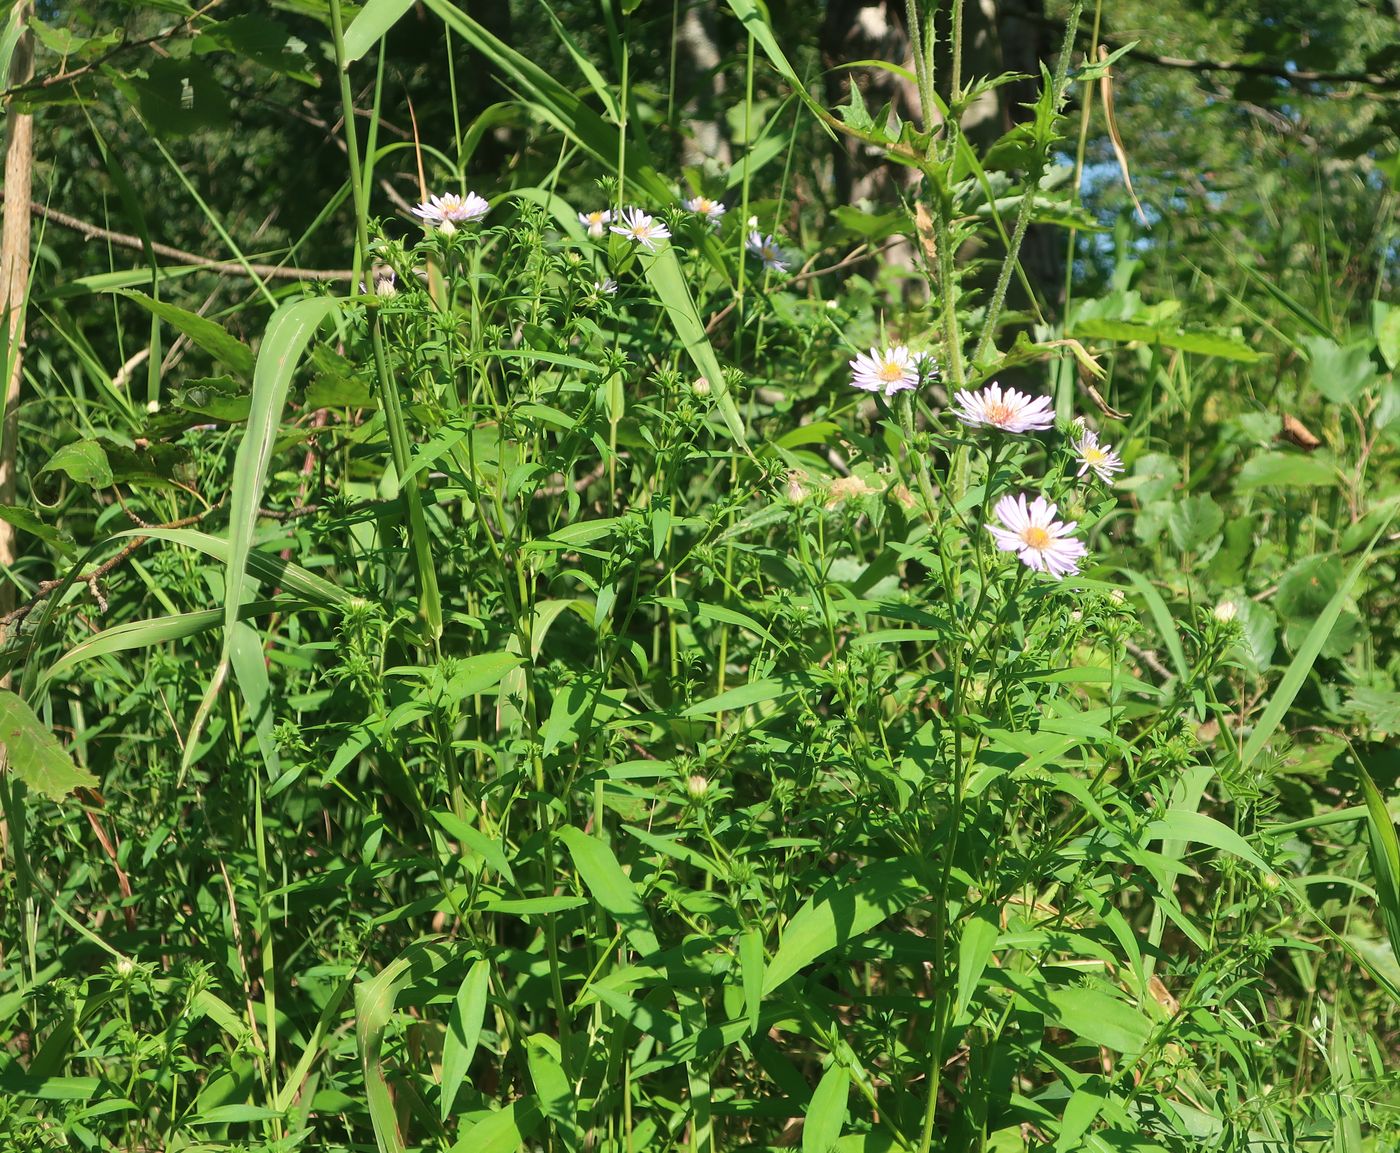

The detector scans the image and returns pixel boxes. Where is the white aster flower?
[1213,599,1238,623]
[610,207,671,251]
[987,493,1088,578]
[595,277,618,296]
[579,208,612,238]
[848,345,930,398]
[412,191,490,234]
[952,381,1055,433]
[1074,428,1125,483]
[683,195,726,224]
[746,230,789,273]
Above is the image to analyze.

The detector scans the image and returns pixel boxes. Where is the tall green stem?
[973,0,1086,367]
[329,0,442,643]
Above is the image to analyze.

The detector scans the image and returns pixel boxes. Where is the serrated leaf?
[0,690,98,802]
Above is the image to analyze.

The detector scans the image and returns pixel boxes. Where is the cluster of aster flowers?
[573,196,791,274]
[848,349,1125,579]
[416,178,794,283]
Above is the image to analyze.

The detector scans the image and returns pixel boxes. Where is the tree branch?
[2,193,354,281]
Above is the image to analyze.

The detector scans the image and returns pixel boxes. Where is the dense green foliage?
[1,1,1399,1150]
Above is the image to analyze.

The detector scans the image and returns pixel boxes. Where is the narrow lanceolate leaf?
[559,825,660,958]
[1238,512,1394,773]
[341,0,415,62]
[1359,761,1400,969]
[118,290,255,379]
[764,861,922,995]
[803,1063,850,1153]
[355,938,454,1153]
[440,959,490,1120]
[642,244,747,448]
[185,296,338,775]
[525,1035,582,1152]
[0,690,98,801]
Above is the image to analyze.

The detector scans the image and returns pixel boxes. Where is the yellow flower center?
[1021,526,1051,549]
[588,212,604,224]
[986,402,1013,424]
[878,360,906,382]
[1085,446,1106,463]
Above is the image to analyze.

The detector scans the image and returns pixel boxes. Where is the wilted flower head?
[579,208,613,238]
[987,493,1087,578]
[610,207,671,251]
[825,474,879,507]
[849,345,933,398]
[952,382,1055,434]
[746,230,788,273]
[1074,427,1125,483]
[412,191,490,234]
[785,470,809,504]
[683,195,726,224]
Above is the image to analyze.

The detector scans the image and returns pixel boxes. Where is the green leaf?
[448,1099,544,1153]
[441,959,490,1120]
[682,676,804,717]
[525,1034,581,1152]
[198,297,338,775]
[739,926,764,1035]
[1374,302,1400,371]
[431,812,516,886]
[41,441,113,488]
[0,690,98,802]
[41,600,289,685]
[641,244,748,446]
[1167,493,1223,552]
[955,909,1000,1022]
[342,0,416,62]
[764,861,922,995]
[1238,512,1394,773]
[559,825,660,958]
[119,291,255,379]
[1144,808,1269,873]
[192,15,317,83]
[1044,986,1151,1053]
[442,651,523,701]
[129,58,231,135]
[0,505,72,553]
[1118,569,1189,681]
[803,1064,850,1153]
[1359,761,1400,975]
[355,938,454,1153]
[1303,334,1378,405]
[1236,451,1337,491]
[1072,318,1264,361]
